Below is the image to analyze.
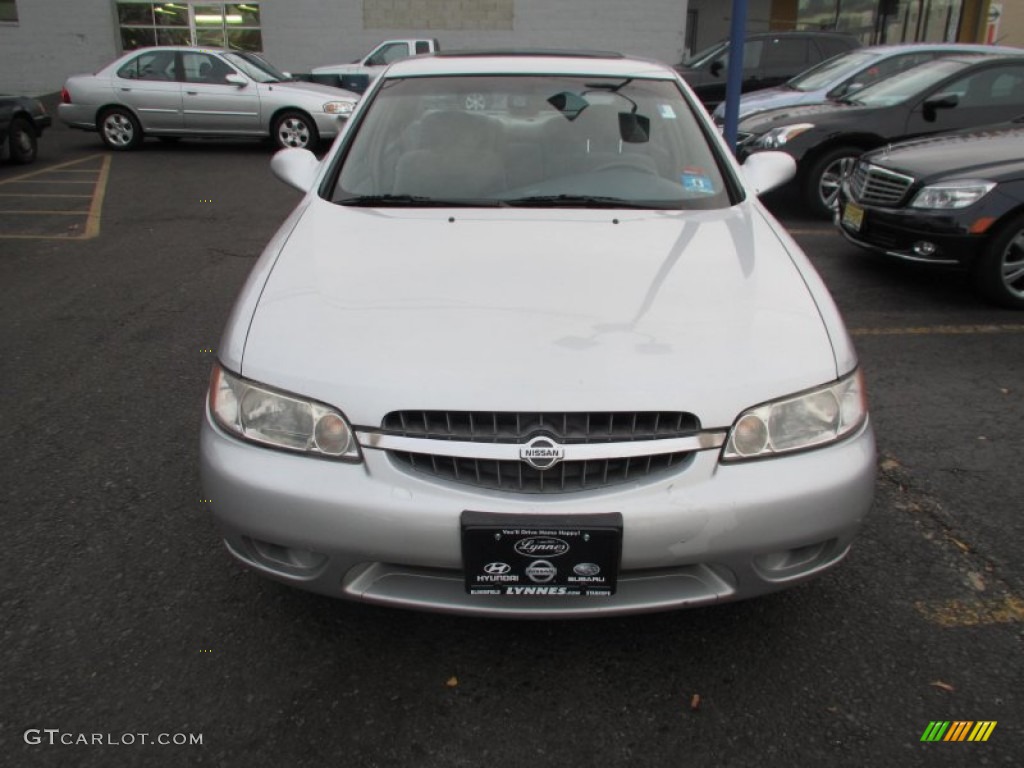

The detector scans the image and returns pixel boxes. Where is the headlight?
[910,180,995,210]
[209,365,360,461]
[323,100,355,116]
[723,369,867,461]
[754,123,815,149]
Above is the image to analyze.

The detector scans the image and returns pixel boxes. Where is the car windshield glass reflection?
[224,52,287,83]
[788,51,876,92]
[684,42,728,68]
[330,75,732,210]
[845,58,965,106]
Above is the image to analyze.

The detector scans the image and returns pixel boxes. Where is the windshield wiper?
[503,194,655,209]
[336,194,505,208]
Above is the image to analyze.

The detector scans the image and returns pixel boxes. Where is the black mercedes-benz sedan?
[836,118,1024,309]
[737,54,1024,217]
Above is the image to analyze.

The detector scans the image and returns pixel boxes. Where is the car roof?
[120,45,235,56]
[858,42,1024,55]
[745,30,857,38]
[385,51,678,79]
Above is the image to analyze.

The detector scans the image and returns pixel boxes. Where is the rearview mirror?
[922,92,959,122]
[271,148,321,193]
[225,74,247,87]
[710,60,724,77]
[619,113,651,143]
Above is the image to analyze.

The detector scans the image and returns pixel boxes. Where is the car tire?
[7,117,38,164]
[971,213,1024,309]
[272,111,319,150]
[804,145,861,219]
[99,107,143,151]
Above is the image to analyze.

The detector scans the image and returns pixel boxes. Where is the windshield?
[788,51,878,92]
[223,52,288,83]
[847,58,965,107]
[329,74,734,210]
[683,42,728,68]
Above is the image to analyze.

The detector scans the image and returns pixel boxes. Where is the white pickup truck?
[310,39,440,93]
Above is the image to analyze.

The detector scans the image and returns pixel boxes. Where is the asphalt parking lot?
[2,115,1021,767]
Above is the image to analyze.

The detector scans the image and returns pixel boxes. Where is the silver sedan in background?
[58,46,358,151]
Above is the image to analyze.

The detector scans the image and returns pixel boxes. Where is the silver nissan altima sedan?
[58,46,358,151]
[200,51,876,618]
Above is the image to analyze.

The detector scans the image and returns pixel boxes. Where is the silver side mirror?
[271,148,321,193]
[741,151,797,196]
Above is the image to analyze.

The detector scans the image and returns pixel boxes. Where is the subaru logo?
[573,563,601,577]
[520,435,565,470]
[483,562,511,575]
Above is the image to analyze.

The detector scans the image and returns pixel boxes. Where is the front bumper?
[835,190,992,267]
[200,408,876,618]
[310,111,346,140]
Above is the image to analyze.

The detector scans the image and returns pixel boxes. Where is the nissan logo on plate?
[519,435,565,470]
[525,560,558,583]
[514,537,570,557]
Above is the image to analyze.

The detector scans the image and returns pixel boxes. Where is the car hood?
[863,122,1024,181]
[715,87,815,119]
[263,79,359,100]
[237,200,841,428]
[738,101,864,133]
[311,62,369,76]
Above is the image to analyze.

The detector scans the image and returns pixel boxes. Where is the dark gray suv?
[676,31,862,109]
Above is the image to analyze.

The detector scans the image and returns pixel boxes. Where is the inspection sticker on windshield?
[461,511,622,596]
[681,167,715,194]
[658,104,677,119]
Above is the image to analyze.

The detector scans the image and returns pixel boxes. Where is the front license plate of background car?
[461,511,622,596]
[842,201,864,232]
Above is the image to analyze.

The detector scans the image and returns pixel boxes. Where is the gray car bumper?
[200,408,876,617]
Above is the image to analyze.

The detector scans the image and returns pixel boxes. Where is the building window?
[0,0,18,24]
[115,2,262,52]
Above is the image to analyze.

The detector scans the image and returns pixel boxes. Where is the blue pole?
[722,0,749,155]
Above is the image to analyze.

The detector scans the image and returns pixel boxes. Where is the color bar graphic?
[920,721,997,742]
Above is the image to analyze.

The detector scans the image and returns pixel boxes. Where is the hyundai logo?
[483,562,511,575]
[520,435,565,470]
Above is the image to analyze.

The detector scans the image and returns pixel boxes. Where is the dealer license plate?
[842,201,864,232]
[461,511,622,596]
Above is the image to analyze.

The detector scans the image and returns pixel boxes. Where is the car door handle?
[120,87,132,92]
[186,90,198,95]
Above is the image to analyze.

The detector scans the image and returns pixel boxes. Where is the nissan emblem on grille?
[520,435,565,470]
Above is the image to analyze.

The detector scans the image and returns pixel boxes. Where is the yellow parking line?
[851,324,1024,336]
[0,210,89,215]
[0,193,92,198]
[915,595,1024,627]
[82,155,112,240]
[0,154,111,240]
[0,154,105,186]
[786,227,835,235]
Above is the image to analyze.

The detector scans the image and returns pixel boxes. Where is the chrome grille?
[849,162,914,206]
[381,410,700,494]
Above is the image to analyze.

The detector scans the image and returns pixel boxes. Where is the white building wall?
[0,0,691,96]
[686,0,774,53]
[260,0,690,77]
[0,0,119,95]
